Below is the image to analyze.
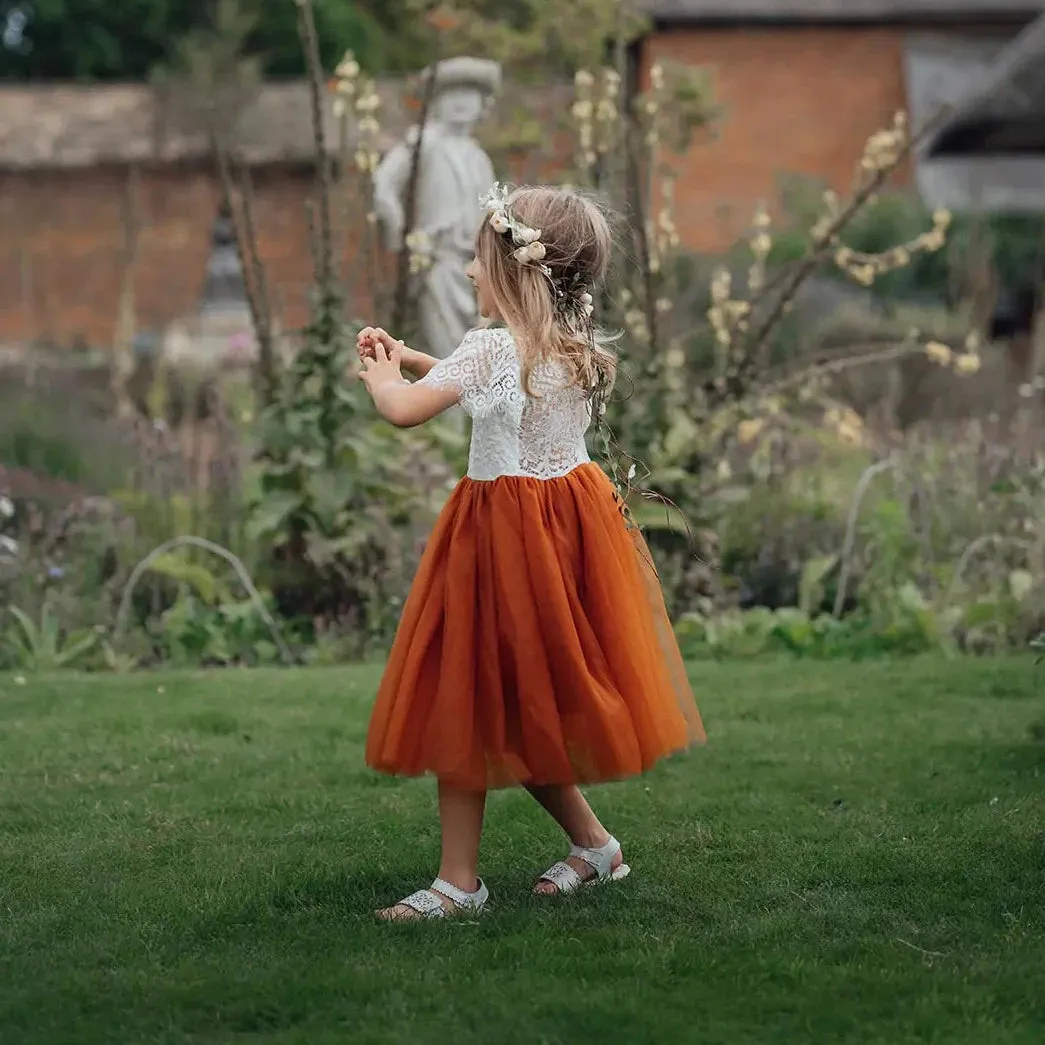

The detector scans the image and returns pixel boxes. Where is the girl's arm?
[369,378,458,428]
[400,346,441,380]
[357,332,458,428]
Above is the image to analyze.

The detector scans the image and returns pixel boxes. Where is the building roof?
[643,1,1045,21]
[0,80,409,171]
[0,76,573,172]
[927,10,1045,154]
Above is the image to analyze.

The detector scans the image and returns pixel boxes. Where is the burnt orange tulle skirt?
[365,463,705,790]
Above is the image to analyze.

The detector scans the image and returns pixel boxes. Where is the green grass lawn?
[1,659,1043,1045]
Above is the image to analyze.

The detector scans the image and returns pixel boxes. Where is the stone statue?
[373,56,501,358]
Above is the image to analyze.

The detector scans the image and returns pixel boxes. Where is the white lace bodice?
[419,327,592,481]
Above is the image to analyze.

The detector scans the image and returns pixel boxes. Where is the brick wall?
[0,166,219,347]
[641,24,916,250]
[0,21,1006,350]
[0,163,383,350]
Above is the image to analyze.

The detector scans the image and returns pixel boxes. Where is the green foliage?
[1,0,388,82]
[1031,632,1045,664]
[773,182,1045,303]
[680,420,1045,659]
[422,0,647,78]
[0,412,88,485]
[154,589,281,666]
[143,549,235,605]
[0,371,131,491]
[1,602,103,671]
[680,560,1045,662]
[250,284,456,644]
[675,596,960,662]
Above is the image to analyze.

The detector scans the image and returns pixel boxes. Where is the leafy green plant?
[114,536,295,665]
[214,2,461,647]
[675,595,960,663]
[1031,632,1045,665]
[154,589,283,667]
[249,279,454,637]
[1,604,103,672]
[144,549,235,606]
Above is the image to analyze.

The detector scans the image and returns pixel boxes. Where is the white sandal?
[536,836,631,894]
[381,877,489,920]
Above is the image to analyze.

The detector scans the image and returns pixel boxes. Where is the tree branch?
[212,135,276,405]
[733,105,954,394]
[392,60,442,333]
[295,0,335,289]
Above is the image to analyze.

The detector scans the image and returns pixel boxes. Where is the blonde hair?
[475,184,617,404]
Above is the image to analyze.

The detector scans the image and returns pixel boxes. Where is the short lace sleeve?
[418,327,520,417]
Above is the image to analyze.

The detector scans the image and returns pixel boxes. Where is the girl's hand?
[358,336,405,396]
[352,333,458,427]
[356,326,404,364]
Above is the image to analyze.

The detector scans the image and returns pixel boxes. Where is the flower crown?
[478,183,595,319]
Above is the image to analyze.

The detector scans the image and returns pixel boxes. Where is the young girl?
[357,183,704,920]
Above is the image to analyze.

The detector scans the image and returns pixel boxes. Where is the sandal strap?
[431,876,488,911]
[398,878,488,918]
[538,860,585,893]
[568,836,621,880]
[398,888,450,918]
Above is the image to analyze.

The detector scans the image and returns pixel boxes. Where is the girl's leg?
[378,781,487,919]
[526,784,623,894]
[436,782,487,890]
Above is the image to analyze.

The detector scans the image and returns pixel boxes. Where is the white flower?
[0,534,18,557]
[355,90,381,114]
[354,149,379,173]
[513,241,546,263]
[0,495,12,519]
[583,303,594,317]
[336,54,360,80]
[924,341,953,367]
[480,184,510,213]
[405,229,432,251]
[579,292,593,306]
[489,212,510,234]
[517,226,542,245]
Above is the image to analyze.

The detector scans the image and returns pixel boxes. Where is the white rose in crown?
[579,292,594,316]
[525,241,547,261]
[489,212,510,234]
[517,226,542,245]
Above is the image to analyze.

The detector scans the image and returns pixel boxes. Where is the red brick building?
[1,0,1041,352]
[642,1,1044,247]
[0,81,411,351]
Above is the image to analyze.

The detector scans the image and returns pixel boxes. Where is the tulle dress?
[365,327,705,790]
